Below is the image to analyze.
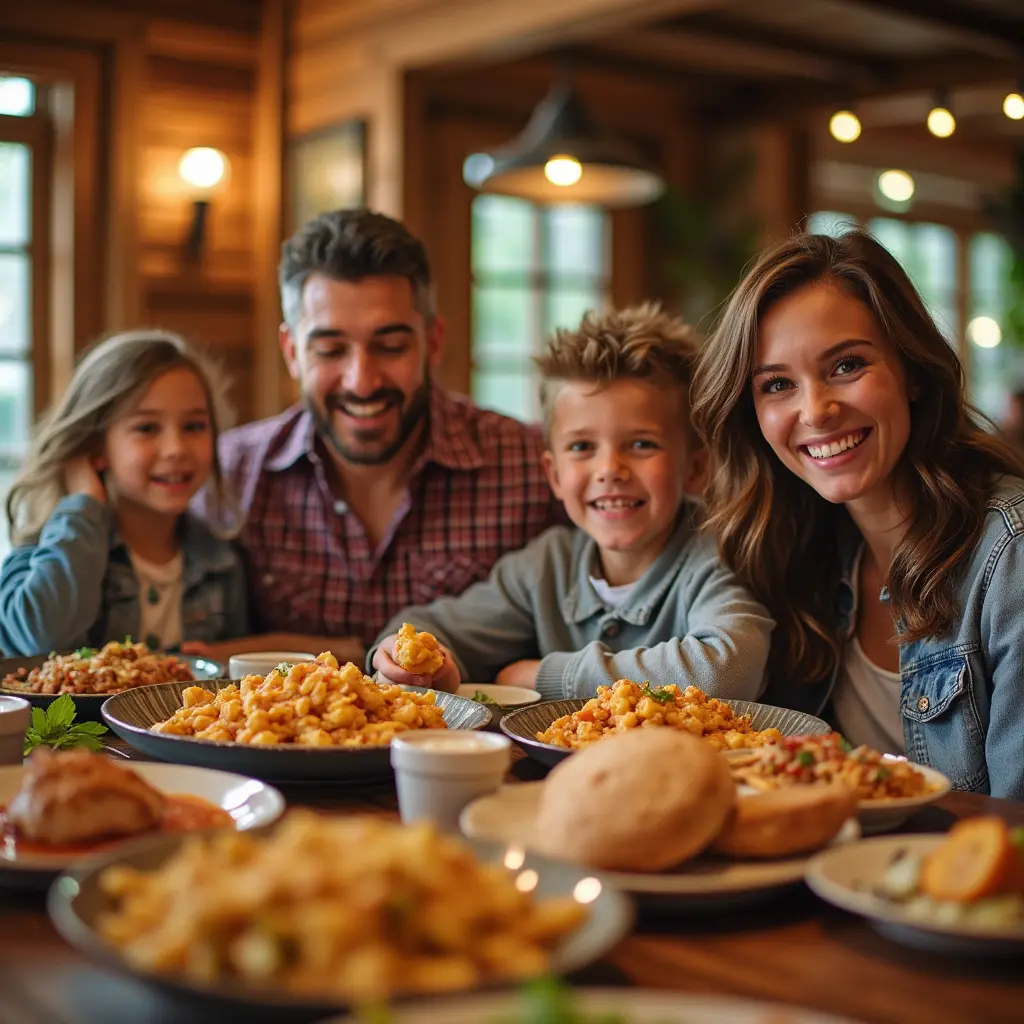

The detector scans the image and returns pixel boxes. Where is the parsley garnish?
[471,690,499,706]
[73,646,98,659]
[22,693,108,755]
[274,662,296,675]
[640,682,675,705]
[797,750,815,767]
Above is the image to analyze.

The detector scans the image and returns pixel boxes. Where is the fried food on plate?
[533,728,735,872]
[97,811,587,1001]
[393,622,445,675]
[6,748,165,845]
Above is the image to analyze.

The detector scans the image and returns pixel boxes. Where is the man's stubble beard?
[305,374,431,467]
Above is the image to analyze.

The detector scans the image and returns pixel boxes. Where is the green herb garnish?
[640,682,675,705]
[274,662,296,676]
[1011,827,1024,850]
[471,690,499,706]
[72,646,98,659]
[22,693,108,755]
[797,750,815,767]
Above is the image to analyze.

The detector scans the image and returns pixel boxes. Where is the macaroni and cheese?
[97,811,587,1000]
[537,680,783,752]
[151,654,447,747]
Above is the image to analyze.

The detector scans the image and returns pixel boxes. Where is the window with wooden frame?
[0,75,49,556]
[470,195,611,422]
[808,211,1016,425]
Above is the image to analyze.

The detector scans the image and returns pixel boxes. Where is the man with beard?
[185,209,561,662]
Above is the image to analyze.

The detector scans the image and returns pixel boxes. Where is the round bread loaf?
[710,783,857,859]
[531,727,735,872]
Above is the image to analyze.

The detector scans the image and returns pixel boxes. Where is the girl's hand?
[63,455,107,505]
[373,635,462,693]
[495,659,541,689]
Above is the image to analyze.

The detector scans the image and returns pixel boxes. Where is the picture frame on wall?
[288,120,367,230]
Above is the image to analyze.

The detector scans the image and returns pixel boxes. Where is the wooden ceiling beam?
[593,27,868,82]
[839,0,1024,62]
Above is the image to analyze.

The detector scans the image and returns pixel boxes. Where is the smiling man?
[190,210,561,659]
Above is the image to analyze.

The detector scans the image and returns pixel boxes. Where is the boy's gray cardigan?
[370,507,774,702]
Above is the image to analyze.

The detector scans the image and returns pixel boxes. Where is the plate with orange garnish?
[805,816,1024,954]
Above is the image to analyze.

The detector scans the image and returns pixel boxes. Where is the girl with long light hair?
[0,329,247,655]
[692,228,1024,798]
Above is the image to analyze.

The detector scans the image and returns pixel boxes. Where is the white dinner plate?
[329,987,864,1023]
[460,781,860,909]
[725,751,952,835]
[456,684,541,707]
[806,833,1024,955]
[0,759,285,879]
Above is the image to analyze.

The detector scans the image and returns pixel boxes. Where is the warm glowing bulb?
[927,107,955,138]
[829,110,861,143]
[968,316,1002,349]
[1004,92,1024,121]
[877,169,915,203]
[544,155,582,187]
[179,147,228,189]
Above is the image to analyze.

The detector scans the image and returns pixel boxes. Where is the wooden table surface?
[1,746,1022,1024]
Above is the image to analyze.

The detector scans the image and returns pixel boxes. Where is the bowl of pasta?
[100,654,492,781]
[47,810,632,1011]
[500,681,831,767]
[726,733,951,833]
[0,641,223,723]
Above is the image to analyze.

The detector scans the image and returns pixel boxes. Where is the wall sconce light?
[178,147,229,260]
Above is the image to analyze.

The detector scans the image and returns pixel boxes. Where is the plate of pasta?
[100,653,491,780]
[726,733,951,833]
[0,641,223,722]
[500,681,830,767]
[47,811,632,1011]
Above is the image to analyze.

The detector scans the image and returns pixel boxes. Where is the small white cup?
[391,730,511,832]
[228,651,317,679]
[0,695,31,765]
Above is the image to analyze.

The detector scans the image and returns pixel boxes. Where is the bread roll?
[710,783,856,859]
[532,727,735,872]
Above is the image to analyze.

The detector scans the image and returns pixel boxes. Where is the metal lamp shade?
[473,83,665,208]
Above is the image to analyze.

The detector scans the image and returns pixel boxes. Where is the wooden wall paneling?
[106,28,145,330]
[252,0,287,419]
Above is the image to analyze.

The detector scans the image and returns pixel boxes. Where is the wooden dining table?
[1,741,1022,1024]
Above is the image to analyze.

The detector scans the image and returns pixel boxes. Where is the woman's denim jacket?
[0,494,249,656]
[766,477,1024,800]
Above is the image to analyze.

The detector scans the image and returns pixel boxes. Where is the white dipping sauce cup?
[228,651,317,679]
[0,695,31,765]
[391,730,511,832]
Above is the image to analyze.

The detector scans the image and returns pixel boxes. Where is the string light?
[877,169,915,204]
[1004,91,1024,121]
[927,90,955,138]
[829,110,862,143]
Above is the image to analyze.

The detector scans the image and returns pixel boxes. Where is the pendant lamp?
[468,81,664,208]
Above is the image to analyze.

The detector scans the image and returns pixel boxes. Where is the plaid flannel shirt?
[208,386,562,648]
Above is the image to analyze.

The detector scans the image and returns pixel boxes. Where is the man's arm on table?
[181,633,366,667]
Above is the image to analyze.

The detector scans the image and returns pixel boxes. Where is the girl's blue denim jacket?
[765,477,1024,801]
[0,494,249,656]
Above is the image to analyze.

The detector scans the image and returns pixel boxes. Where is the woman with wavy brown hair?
[691,228,1024,798]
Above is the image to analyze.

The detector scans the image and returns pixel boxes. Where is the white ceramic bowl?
[228,651,317,679]
[0,694,30,766]
[457,684,541,725]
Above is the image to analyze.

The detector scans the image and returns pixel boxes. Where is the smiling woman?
[691,228,1024,799]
